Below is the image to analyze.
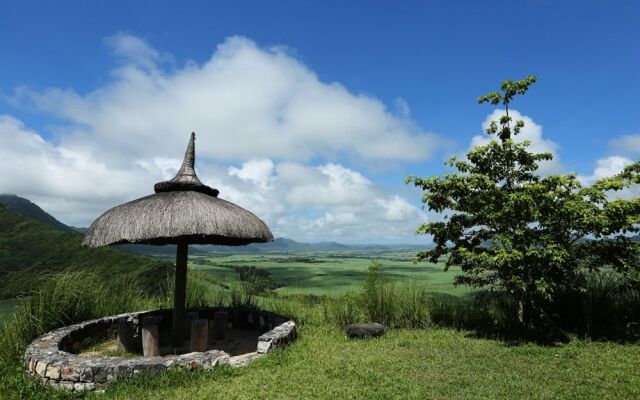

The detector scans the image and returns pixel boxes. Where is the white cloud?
[469,109,563,175]
[577,155,638,200]
[283,163,375,209]
[0,115,426,242]
[577,155,634,185]
[19,34,440,166]
[579,156,634,183]
[609,134,640,155]
[0,34,441,242]
[0,115,154,224]
[212,160,426,243]
[228,158,274,189]
[376,195,422,221]
[104,32,173,70]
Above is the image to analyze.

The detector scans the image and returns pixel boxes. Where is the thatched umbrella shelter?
[82,133,273,347]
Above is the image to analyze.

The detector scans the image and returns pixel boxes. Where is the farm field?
[189,250,474,297]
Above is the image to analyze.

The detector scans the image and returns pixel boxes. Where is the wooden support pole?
[117,320,137,353]
[190,319,209,352]
[172,242,189,347]
[142,324,160,357]
[212,311,228,340]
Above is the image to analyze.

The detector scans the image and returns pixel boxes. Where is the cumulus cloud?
[0,115,155,224]
[577,155,635,185]
[609,134,640,155]
[208,159,425,242]
[0,115,425,242]
[19,34,440,165]
[0,34,439,242]
[576,155,639,200]
[578,133,639,199]
[104,32,173,70]
[469,109,563,175]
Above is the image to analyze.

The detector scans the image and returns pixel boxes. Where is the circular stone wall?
[24,307,296,392]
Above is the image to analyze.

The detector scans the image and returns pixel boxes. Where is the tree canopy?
[407,76,640,325]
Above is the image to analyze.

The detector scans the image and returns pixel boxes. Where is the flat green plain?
[189,250,473,297]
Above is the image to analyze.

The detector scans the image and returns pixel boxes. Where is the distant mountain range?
[0,194,423,256]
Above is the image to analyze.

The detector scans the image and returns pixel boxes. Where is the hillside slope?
[0,194,73,232]
[0,205,173,298]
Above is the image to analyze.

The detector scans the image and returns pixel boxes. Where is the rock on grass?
[345,323,385,338]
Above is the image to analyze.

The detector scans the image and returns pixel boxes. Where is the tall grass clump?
[0,271,151,364]
[322,293,362,327]
[159,269,227,309]
[357,260,431,328]
[429,292,521,338]
[260,293,326,326]
[0,271,155,399]
[319,261,431,329]
[228,280,257,309]
[391,282,432,328]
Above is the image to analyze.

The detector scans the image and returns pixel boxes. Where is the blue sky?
[0,0,638,243]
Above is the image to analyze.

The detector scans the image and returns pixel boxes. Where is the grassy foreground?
[2,265,639,399]
[100,325,639,400]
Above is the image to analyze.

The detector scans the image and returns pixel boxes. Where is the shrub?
[555,270,640,341]
[233,266,278,294]
[321,260,432,329]
[322,294,362,327]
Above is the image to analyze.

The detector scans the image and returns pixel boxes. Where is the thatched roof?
[82,133,273,247]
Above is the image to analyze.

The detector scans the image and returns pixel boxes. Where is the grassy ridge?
[0,205,173,298]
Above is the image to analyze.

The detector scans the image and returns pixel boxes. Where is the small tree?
[407,76,640,326]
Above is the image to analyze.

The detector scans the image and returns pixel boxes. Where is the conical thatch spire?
[175,131,199,183]
[154,132,219,197]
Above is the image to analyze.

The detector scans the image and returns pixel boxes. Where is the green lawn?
[98,325,640,400]
[190,251,473,297]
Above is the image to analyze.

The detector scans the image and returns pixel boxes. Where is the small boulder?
[345,323,385,338]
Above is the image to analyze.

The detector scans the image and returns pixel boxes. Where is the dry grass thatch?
[82,190,273,247]
[82,132,273,247]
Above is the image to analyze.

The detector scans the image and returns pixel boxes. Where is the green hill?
[0,204,173,298]
[0,194,73,233]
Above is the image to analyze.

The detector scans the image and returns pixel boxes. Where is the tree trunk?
[172,242,189,347]
[517,298,525,325]
[516,288,526,326]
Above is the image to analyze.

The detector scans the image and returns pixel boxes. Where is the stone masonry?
[24,308,296,392]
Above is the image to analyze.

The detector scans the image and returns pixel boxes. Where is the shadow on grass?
[428,287,640,346]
